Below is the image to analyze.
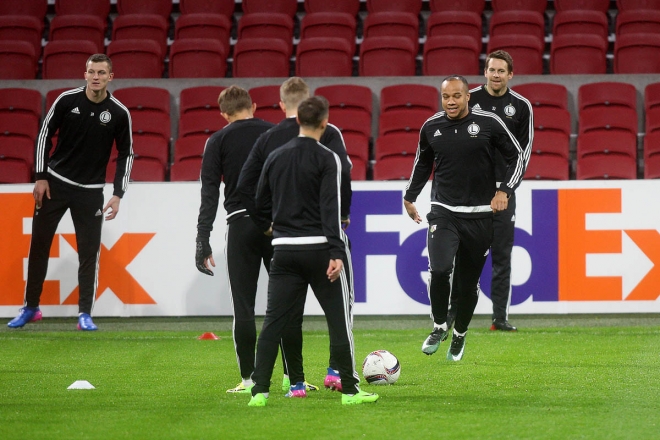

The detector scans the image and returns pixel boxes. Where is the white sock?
[434,323,448,331]
[243,378,254,387]
[454,329,467,337]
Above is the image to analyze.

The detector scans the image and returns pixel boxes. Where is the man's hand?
[326,258,344,282]
[491,191,509,213]
[103,196,121,220]
[404,199,422,224]
[341,216,350,230]
[195,241,215,276]
[33,179,50,209]
[264,225,273,237]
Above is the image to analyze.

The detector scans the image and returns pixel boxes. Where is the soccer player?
[404,75,525,361]
[237,77,353,393]
[447,50,533,332]
[195,86,317,395]
[7,53,133,331]
[248,96,377,406]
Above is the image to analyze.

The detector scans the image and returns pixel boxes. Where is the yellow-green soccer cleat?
[341,390,379,405]
[227,382,253,394]
[304,381,320,391]
[282,376,291,392]
[248,393,268,407]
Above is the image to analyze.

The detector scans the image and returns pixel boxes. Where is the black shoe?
[446,331,466,361]
[446,309,456,330]
[421,327,448,355]
[490,319,517,332]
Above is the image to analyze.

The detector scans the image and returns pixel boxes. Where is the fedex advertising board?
[1,180,659,317]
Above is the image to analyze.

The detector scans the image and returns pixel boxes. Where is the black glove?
[195,241,214,276]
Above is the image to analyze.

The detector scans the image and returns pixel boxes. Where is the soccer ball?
[362,350,401,385]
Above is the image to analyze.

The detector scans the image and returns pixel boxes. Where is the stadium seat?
[576,154,637,179]
[524,154,570,180]
[169,38,227,78]
[423,35,481,76]
[241,0,298,18]
[249,85,284,124]
[174,14,231,55]
[366,0,422,14]
[644,154,660,178]
[645,107,660,133]
[375,133,420,161]
[300,12,356,54]
[349,156,368,181]
[315,84,373,118]
[129,157,165,182]
[116,0,172,19]
[616,10,660,36]
[554,0,610,12]
[534,107,572,138]
[112,14,169,57]
[327,110,372,141]
[173,136,207,162]
[296,37,353,77]
[42,40,98,79]
[578,107,638,137]
[238,13,294,56]
[55,0,111,21]
[487,35,544,75]
[0,137,35,168]
[550,34,608,74]
[578,82,637,112]
[644,131,660,177]
[0,88,42,121]
[180,86,225,117]
[106,39,164,79]
[179,112,225,139]
[489,11,545,44]
[0,0,47,21]
[359,36,416,76]
[0,159,31,183]
[380,84,438,114]
[617,0,660,12]
[426,11,482,44]
[342,132,370,162]
[112,87,170,118]
[46,87,72,111]
[378,109,429,137]
[491,0,548,13]
[429,0,485,13]
[363,12,420,53]
[131,137,169,168]
[0,15,43,56]
[0,41,37,79]
[614,34,660,73]
[552,10,609,40]
[512,83,568,110]
[372,156,416,180]
[49,15,105,53]
[130,112,171,147]
[232,38,291,78]
[170,156,202,181]
[304,0,360,16]
[645,82,660,111]
[530,131,570,159]
[0,113,39,143]
[179,0,235,18]
[578,131,637,161]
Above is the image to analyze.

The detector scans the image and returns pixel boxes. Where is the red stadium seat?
[0,113,39,143]
[0,159,32,183]
[550,34,608,74]
[578,82,637,112]
[0,16,43,56]
[615,34,660,73]
[180,86,225,116]
[512,83,569,110]
[179,112,225,139]
[0,137,35,168]
[42,40,98,79]
[132,137,169,168]
[112,87,170,118]
[112,14,169,57]
[617,0,660,12]
[173,136,207,162]
[116,0,172,19]
[423,35,481,76]
[578,131,637,160]
[381,84,438,114]
[491,0,548,13]
[644,154,660,178]
[645,82,660,111]
[487,35,544,75]
[238,13,294,56]
[232,38,291,78]
[378,109,429,137]
[170,157,202,181]
[0,41,37,79]
[179,0,235,18]
[372,156,416,180]
[644,131,660,178]
[0,88,42,121]
[106,39,164,79]
[249,85,283,124]
[131,112,171,146]
[531,131,570,159]
[315,84,373,118]
[55,0,111,21]
[534,107,572,138]
[130,157,165,182]
[577,154,637,179]
[49,15,105,53]
[366,0,422,14]
[645,107,660,133]
[429,0,485,13]
[579,107,638,137]
[426,11,482,44]
[0,0,47,20]
[363,12,419,53]
[174,14,231,55]
[304,0,360,16]
[489,11,545,43]
[552,10,609,40]
[349,156,368,181]
[524,154,570,180]
[616,10,660,36]
[328,110,372,140]
[296,37,353,77]
[359,36,417,76]
[241,0,298,18]
[169,38,227,78]
[300,12,356,54]
[554,0,610,12]
[374,133,420,161]
[46,88,73,111]
[342,132,370,162]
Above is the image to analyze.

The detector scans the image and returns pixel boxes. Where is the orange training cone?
[198,332,219,340]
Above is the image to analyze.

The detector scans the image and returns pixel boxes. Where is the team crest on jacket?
[99,110,111,123]
[467,123,480,136]
[504,104,516,116]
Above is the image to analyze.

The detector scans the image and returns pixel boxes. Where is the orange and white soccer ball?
[362,350,401,385]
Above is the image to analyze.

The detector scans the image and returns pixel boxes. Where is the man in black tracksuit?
[404,76,525,361]
[237,77,353,392]
[448,50,533,332]
[248,96,378,406]
[7,54,133,331]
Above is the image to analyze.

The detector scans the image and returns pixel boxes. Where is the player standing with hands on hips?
[7,54,133,331]
[404,75,525,361]
[447,50,533,332]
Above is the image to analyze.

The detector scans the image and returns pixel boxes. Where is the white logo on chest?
[467,123,480,135]
[99,110,111,123]
[504,104,516,116]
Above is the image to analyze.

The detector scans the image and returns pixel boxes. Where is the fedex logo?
[348,188,660,305]
[0,193,156,306]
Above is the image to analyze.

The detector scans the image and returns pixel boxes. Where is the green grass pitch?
[1,315,659,440]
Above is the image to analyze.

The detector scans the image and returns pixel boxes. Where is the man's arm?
[35,93,67,181]
[403,124,434,203]
[237,134,272,231]
[322,124,353,225]
[515,97,534,170]
[319,153,346,261]
[196,137,223,242]
[492,115,525,196]
[254,155,274,234]
[113,109,134,198]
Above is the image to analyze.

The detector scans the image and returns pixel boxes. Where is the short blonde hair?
[280,77,310,110]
